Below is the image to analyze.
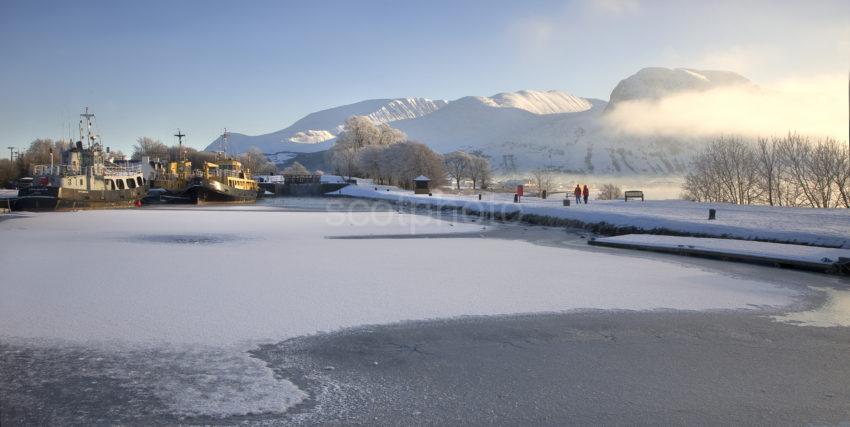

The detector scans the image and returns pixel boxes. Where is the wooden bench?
[624,190,644,202]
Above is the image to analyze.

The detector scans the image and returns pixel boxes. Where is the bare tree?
[132,137,168,161]
[468,155,492,189]
[684,133,850,209]
[598,184,623,200]
[755,137,783,205]
[443,151,471,190]
[529,169,555,197]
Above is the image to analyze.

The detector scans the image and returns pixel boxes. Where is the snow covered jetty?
[332,185,850,249]
[589,235,850,274]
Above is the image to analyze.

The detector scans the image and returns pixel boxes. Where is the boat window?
[136,177,143,187]
[116,179,125,190]
[127,178,136,189]
[79,179,83,185]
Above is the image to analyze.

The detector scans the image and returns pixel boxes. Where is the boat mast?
[221,128,228,157]
[81,107,95,149]
[175,129,186,160]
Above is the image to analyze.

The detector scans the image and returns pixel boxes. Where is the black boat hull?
[11,186,146,211]
[184,179,257,204]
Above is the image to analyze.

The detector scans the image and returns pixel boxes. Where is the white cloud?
[604,74,848,140]
[511,15,556,48]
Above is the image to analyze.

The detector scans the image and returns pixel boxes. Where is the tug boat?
[144,129,194,204]
[182,130,258,204]
[11,108,147,211]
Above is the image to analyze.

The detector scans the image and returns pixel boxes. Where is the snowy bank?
[332,186,850,248]
[590,235,850,273]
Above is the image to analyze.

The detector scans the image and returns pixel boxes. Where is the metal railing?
[32,163,142,177]
[102,164,142,176]
[32,164,74,176]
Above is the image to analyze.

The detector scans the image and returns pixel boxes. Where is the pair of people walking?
[573,184,589,204]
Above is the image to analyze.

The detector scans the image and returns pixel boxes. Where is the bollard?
[563,199,570,207]
[542,190,547,199]
[708,209,716,220]
[513,194,519,203]
[428,193,432,197]
[478,194,482,200]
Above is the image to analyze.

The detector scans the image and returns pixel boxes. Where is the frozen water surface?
[0,200,807,418]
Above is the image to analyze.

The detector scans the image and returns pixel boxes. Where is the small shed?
[413,175,431,194]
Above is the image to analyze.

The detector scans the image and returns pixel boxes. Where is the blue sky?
[1,0,847,153]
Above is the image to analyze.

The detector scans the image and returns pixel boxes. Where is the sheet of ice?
[0,208,801,417]
[0,209,800,345]
[335,186,850,248]
[773,288,850,327]
[593,234,850,265]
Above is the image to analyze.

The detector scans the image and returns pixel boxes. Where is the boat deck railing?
[102,164,142,176]
[195,169,251,180]
[33,164,142,177]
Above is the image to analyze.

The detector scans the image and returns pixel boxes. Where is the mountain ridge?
[205,67,753,175]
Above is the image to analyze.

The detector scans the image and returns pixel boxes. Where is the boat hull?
[184,179,257,204]
[11,186,146,211]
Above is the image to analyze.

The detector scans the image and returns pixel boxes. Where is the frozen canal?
[1,198,848,424]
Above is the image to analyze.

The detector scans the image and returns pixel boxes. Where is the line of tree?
[328,116,449,189]
[131,137,276,175]
[682,134,849,208]
[1,139,86,186]
[443,150,492,190]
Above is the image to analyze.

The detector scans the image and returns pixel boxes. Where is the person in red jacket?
[573,185,582,205]
[582,184,589,204]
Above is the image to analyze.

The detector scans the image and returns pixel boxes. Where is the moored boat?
[11,108,147,211]
[182,130,258,204]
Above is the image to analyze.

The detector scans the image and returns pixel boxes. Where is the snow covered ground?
[0,204,809,418]
[335,185,850,248]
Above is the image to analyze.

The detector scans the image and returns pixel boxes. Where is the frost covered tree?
[380,141,444,189]
[336,116,380,151]
[375,123,407,146]
[468,155,492,190]
[132,137,168,161]
[239,147,276,175]
[329,146,359,180]
[444,151,471,190]
[357,145,390,184]
[330,117,408,181]
[282,161,309,175]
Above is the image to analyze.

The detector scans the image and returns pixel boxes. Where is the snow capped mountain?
[204,97,447,155]
[606,67,752,109]
[485,90,592,114]
[205,68,756,175]
[365,98,448,125]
